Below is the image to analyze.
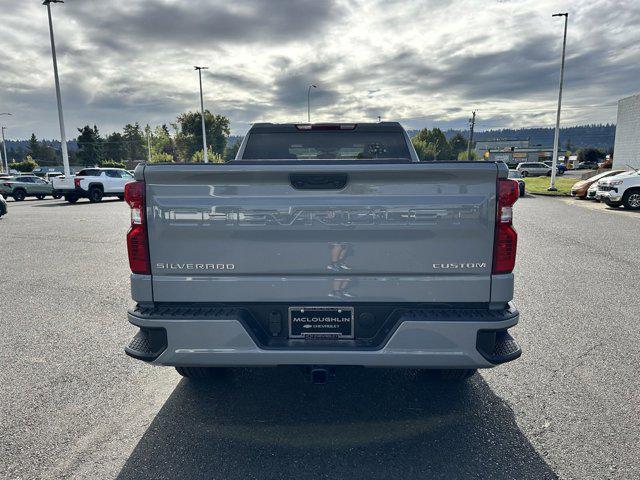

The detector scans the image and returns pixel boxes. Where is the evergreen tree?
[76,125,103,166]
[123,123,146,161]
[104,132,127,162]
[28,133,40,159]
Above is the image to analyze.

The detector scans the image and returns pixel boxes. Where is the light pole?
[548,12,569,192]
[194,66,209,163]
[307,84,317,122]
[43,0,70,177]
[0,113,10,173]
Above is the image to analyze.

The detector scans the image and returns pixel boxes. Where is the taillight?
[74,178,81,188]
[493,178,519,275]
[2,183,11,187]
[124,181,150,274]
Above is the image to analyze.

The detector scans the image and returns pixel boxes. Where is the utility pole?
[549,12,569,191]
[44,0,70,177]
[466,111,476,161]
[194,66,209,163]
[307,84,317,122]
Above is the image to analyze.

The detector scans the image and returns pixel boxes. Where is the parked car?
[543,161,567,175]
[508,169,526,197]
[599,169,640,210]
[576,161,598,170]
[0,194,6,217]
[124,122,522,382]
[586,182,600,201]
[44,172,64,183]
[0,175,61,201]
[52,168,135,203]
[597,158,613,169]
[516,162,552,177]
[570,170,626,199]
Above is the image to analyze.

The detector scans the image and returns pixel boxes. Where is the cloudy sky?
[1,0,639,139]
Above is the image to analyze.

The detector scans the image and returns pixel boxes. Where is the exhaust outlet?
[311,368,329,385]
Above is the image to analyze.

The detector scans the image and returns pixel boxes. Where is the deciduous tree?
[174,110,230,161]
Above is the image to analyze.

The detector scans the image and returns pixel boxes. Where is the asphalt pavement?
[0,195,638,479]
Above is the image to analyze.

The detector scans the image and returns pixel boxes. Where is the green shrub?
[191,148,225,163]
[100,159,126,168]
[457,150,478,161]
[10,157,38,172]
[149,152,173,163]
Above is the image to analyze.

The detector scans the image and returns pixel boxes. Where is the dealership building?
[475,139,563,166]
[612,93,640,170]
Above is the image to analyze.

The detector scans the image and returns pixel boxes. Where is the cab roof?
[248,122,405,133]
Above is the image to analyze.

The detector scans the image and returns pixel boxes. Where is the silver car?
[516,162,552,177]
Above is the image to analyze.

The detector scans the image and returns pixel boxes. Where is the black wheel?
[65,194,79,204]
[420,369,477,381]
[605,201,621,209]
[35,194,46,200]
[546,171,552,176]
[521,171,528,177]
[88,186,103,203]
[622,190,640,210]
[175,366,229,380]
[117,195,125,201]
[52,193,62,199]
[12,189,26,201]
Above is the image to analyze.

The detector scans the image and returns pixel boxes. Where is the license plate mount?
[288,306,354,339]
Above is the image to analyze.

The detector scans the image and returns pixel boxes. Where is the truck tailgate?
[143,162,499,303]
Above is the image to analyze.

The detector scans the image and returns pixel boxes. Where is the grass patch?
[523,176,576,196]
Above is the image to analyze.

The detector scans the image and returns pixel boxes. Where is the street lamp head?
[43,0,64,5]
[552,12,568,17]
[194,66,209,70]
[311,84,317,88]
[0,113,12,116]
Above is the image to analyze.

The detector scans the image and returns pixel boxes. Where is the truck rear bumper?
[126,303,520,369]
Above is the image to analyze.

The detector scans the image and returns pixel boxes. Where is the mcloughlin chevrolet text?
[124,122,522,382]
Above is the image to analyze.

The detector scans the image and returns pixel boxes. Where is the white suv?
[516,162,552,177]
[599,169,640,210]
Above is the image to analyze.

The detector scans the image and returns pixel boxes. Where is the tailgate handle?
[290,173,348,190]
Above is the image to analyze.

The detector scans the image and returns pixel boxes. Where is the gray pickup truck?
[124,122,521,383]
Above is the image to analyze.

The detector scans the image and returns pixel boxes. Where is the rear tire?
[88,186,103,203]
[12,189,26,201]
[35,194,45,200]
[65,194,79,204]
[175,366,229,380]
[52,193,62,199]
[521,171,528,177]
[420,369,477,381]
